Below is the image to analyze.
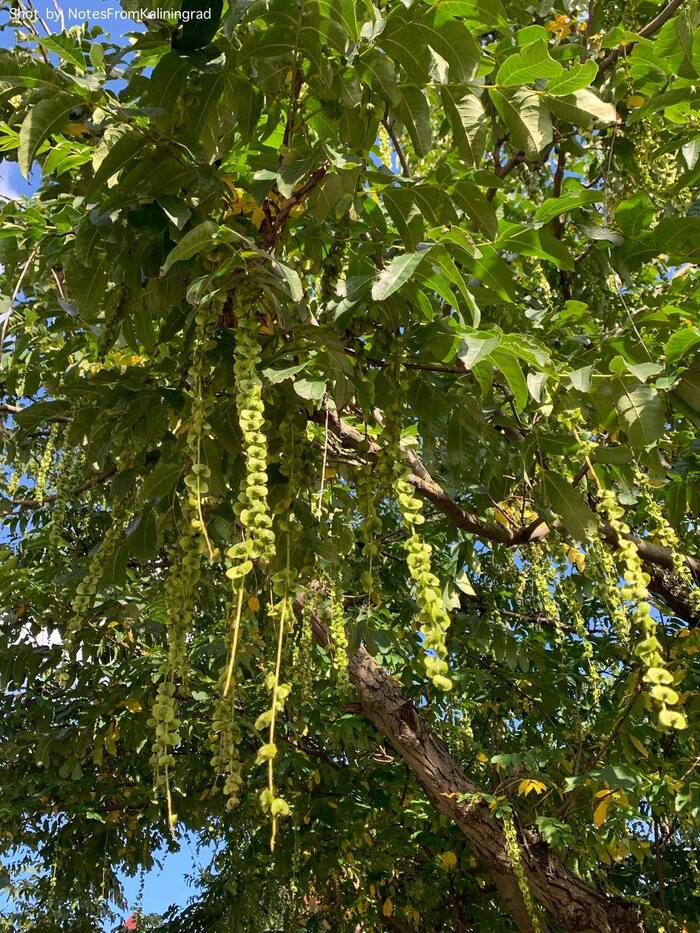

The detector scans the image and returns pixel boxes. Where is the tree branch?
[598,0,687,72]
[382,106,410,178]
[261,162,330,249]
[2,466,117,514]
[347,645,644,932]
[321,409,700,625]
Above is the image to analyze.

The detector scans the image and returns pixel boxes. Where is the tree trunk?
[348,646,644,933]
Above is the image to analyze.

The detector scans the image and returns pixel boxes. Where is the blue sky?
[0,4,207,926]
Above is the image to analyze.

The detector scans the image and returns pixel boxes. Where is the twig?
[1,247,38,355]
[2,466,117,513]
[381,106,410,178]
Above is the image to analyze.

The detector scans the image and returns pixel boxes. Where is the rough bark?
[348,645,644,933]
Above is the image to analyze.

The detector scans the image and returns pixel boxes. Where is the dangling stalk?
[223,583,246,698]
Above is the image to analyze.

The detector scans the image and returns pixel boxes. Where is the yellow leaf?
[593,795,613,827]
[438,851,458,870]
[477,751,489,764]
[518,779,547,797]
[494,504,514,528]
[629,735,649,759]
[251,207,266,229]
[382,897,393,917]
[122,697,142,713]
[625,95,645,108]
[105,810,120,824]
[248,595,261,612]
[62,121,89,136]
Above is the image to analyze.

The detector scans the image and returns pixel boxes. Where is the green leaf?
[372,251,428,301]
[451,180,498,240]
[101,542,128,588]
[457,332,501,370]
[534,190,603,224]
[294,377,326,400]
[546,90,617,128]
[38,36,86,72]
[127,510,158,561]
[490,88,552,158]
[418,13,480,82]
[142,460,184,503]
[172,0,224,52]
[665,327,700,364]
[496,40,563,87]
[263,362,308,384]
[0,54,79,93]
[143,52,191,114]
[492,349,527,411]
[471,247,515,302]
[398,86,431,157]
[271,259,303,301]
[161,222,218,274]
[674,362,700,413]
[18,92,82,177]
[361,49,399,103]
[541,471,597,542]
[569,366,593,392]
[623,361,662,383]
[615,382,665,449]
[546,59,598,96]
[441,89,488,165]
[88,129,148,196]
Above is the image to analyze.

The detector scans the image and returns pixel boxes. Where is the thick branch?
[322,410,700,624]
[348,646,644,933]
[261,163,329,248]
[321,409,512,543]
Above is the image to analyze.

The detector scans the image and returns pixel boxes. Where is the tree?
[0,0,699,929]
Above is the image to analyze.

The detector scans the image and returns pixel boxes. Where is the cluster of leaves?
[1,0,700,929]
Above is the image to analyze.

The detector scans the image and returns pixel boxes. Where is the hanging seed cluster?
[226,291,275,581]
[96,288,125,361]
[327,573,350,689]
[381,361,453,691]
[528,542,560,634]
[184,294,222,546]
[209,665,243,810]
[587,535,631,641]
[67,492,132,645]
[598,488,686,730]
[163,503,202,678]
[35,423,59,505]
[377,123,393,169]
[148,672,180,814]
[638,476,700,614]
[357,461,382,598]
[48,447,82,560]
[502,812,542,933]
[397,475,453,691]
